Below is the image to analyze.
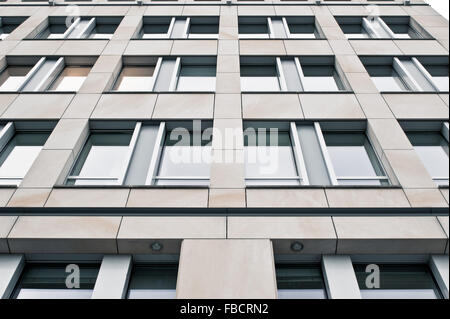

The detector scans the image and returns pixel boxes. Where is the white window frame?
[141,16,219,39]
[2,57,90,92]
[66,122,142,186]
[67,122,212,186]
[357,16,422,39]
[239,16,321,39]
[244,122,308,186]
[315,122,389,186]
[241,57,346,92]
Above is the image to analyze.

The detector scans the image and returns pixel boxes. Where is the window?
[355,264,442,299]
[67,131,134,186]
[154,123,212,186]
[323,132,388,185]
[244,121,389,186]
[127,265,178,299]
[403,122,449,186]
[240,56,347,92]
[0,66,32,92]
[239,16,322,39]
[0,57,94,92]
[13,264,99,299]
[337,16,430,39]
[0,17,28,40]
[113,57,216,92]
[276,264,327,299]
[136,16,219,39]
[0,122,51,186]
[34,16,121,39]
[244,123,303,186]
[362,56,449,93]
[67,121,213,186]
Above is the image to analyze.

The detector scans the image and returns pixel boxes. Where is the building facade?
[0,0,448,299]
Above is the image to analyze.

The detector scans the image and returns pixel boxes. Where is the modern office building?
[0,0,448,300]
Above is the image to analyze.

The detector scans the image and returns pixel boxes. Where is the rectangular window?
[355,264,442,299]
[137,16,219,39]
[362,56,448,93]
[0,123,51,186]
[0,17,28,40]
[0,57,94,92]
[13,264,99,299]
[48,66,90,92]
[238,16,322,39]
[276,264,327,299]
[0,66,32,92]
[323,132,388,185]
[155,126,212,186]
[240,57,280,92]
[337,16,430,39]
[67,131,134,186]
[34,16,121,40]
[244,125,303,186]
[404,122,449,186]
[240,56,346,92]
[127,265,178,299]
[67,121,213,186]
[113,57,216,92]
[244,122,388,187]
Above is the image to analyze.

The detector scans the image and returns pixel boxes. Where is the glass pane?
[288,24,317,38]
[324,132,386,185]
[355,264,441,299]
[301,65,342,91]
[176,65,216,91]
[156,129,212,186]
[423,64,449,92]
[366,65,408,92]
[127,265,178,299]
[407,132,449,184]
[239,23,269,38]
[49,67,90,92]
[70,132,132,185]
[0,66,32,91]
[276,264,326,299]
[14,264,99,299]
[245,130,300,186]
[240,64,280,91]
[0,132,49,185]
[341,24,369,38]
[114,66,156,91]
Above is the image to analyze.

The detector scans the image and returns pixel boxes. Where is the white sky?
[425,0,449,20]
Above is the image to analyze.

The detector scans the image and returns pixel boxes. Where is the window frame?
[362,56,449,93]
[401,121,449,186]
[0,121,53,186]
[240,56,349,93]
[66,121,213,187]
[238,16,323,39]
[0,56,94,93]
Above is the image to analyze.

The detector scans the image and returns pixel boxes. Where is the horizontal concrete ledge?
[0,207,448,216]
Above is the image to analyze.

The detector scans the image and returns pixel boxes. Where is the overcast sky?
[425,0,449,20]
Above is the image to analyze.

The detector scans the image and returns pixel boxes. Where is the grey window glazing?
[276,264,327,299]
[13,264,100,299]
[355,264,442,299]
[127,265,178,299]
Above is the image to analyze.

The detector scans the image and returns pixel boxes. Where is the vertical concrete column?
[177,239,277,299]
[322,255,362,299]
[92,255,132,299]
[430,255,449,299]
[0,255,24,299]
[209,5,246,207]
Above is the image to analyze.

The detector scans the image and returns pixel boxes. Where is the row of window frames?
[336,16,431,40]
[1,121,448,187]
[1,15,431,41]
[363,56,449,93]
[11,263,444,300]
[1,55,447,93]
